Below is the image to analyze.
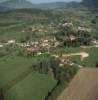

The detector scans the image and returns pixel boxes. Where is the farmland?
[0,55,57,100]
[57,68,98,100]
[67,47,98,67]
[5,72,56,100]
[0,0,98,100]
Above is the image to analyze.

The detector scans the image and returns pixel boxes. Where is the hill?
[82,0,98,8]
[0,0,33,9]
[0,0,81,10]
[0,6,11,11]
[0,0,67,10]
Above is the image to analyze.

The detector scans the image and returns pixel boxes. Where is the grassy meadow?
[0,54,57,100]
[67,47,98,67]
[5,72,56,100]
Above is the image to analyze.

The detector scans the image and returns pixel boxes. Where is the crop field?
[5,72,56,100]
[51,47,83,54]
[0,55,57,100]
[0,10,60,41]
[0,55,33,88]
[57,68,98,100]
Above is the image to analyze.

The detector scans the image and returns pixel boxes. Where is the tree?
[96,62,98,68]
[0,88,4,100]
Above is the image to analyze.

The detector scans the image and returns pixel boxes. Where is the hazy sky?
[0,0,82,3]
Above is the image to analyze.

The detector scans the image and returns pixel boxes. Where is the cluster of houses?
[62,22,73,27]
[62,21,91,32]
[0,37,60,55]
[21,24,55,34]
[0,37,60,57]
[0,40,16,48]
[77,26,91,32]
[18,37,60,54]
[21,26,48,33]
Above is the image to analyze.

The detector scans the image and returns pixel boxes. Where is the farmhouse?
[78,26,91,32]
[62,22,73,27]
[8,40,15,44]
[0,44,3,48]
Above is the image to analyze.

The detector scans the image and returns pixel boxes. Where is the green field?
[0,56,32,88]
[0,8,98,41]
[0,55,57,100]
[67,47,98,67]
[5,72,56,100]
[51,46,98,67]
[51,47,83,54]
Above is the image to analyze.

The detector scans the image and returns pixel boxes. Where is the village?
[0,0,98,100]
[0,19,98,69]
[0,20,97,56]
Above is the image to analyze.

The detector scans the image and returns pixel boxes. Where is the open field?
[68,47,98,67]
[0,56,33,88]
[5,72,56,100]
[0,55,57,100]
[57,68,98,100]
[51,47,83,54]
[51,46,98,67]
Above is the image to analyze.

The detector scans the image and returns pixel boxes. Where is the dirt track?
[57,68,98,100]
[62,52,89,61]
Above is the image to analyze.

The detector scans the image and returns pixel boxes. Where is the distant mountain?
[0,0,81,11]
[65,1,81,8]
[1,0,97,12]
[35,2,67,9]
[0,6,11,11]
[0,0,33,9]
[82,0,98,8]
[0,0,67,10]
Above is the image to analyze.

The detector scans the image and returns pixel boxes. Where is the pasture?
[67,47,98,67]
[0,55,57,100]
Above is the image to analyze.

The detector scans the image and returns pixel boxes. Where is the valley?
[0,0,98,100]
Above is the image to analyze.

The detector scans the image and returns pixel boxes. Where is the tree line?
[55,23,92,47]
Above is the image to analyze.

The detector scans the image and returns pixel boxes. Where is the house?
[78,27,91,32]
[8,40,15,44]
[62,22,73,27]
[0,44,3,48]
[69,35,76,41]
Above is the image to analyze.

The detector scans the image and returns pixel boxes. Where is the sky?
[0,0,82,3]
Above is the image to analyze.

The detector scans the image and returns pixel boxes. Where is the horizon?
[28,0,81,3]
[0,0,82,3]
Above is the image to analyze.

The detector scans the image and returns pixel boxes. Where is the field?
[0,55,57,100]
[51,46,98,67]
[57,68,98,100]
[0,5,98,100]
[0,9,60,41]
[0,56,32,88]
[51,47,82,54]
[5,72,56,100]
[0,8,98,42]
[67,47,98,67]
